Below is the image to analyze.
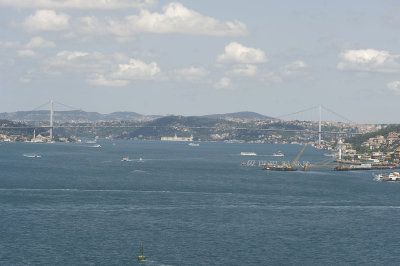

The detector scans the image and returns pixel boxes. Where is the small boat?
[91,144,101,148]
[272,151,284,157]
[24,154,41,158]
[188,143,200,146]
[121,157,130,162]
[137,244,146,262]
[376,171,400,181]
[240,152,257,156]
[139,157,143,162]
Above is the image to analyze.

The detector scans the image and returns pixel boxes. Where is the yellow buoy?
[137,244,146,262]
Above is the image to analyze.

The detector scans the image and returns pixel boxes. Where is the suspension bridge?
[0,100,360,141]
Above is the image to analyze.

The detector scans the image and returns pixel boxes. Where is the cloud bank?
[337,49,400,73]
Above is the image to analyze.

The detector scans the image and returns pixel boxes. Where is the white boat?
[240,152,257,156]
[23,154,41,158]
[376,171,400,181]
[91,144,101,148]
[272,151,284,157]
[188,143,200,146]
[121,157,130,162]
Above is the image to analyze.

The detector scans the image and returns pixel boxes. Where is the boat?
[23,154,41,158]
[272,151,284,157]
[137,244,146,262]
[188,143,200,146]
[376,171,400,181]
[121,157,130,162]
[262,144,307,171]
[240,152,257,156]
[262,164,296,171]
[139,157,143,162]
[334,164,372,171]
[91,144,101,148]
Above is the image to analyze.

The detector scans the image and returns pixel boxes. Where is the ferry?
[376,171,400,181]
[272,151,284,157]
[188,143,200,146]
[240,152,257,156]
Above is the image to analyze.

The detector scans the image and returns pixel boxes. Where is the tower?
[318,104,322,146]
[50,100,54,140]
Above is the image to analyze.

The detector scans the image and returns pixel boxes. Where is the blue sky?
[0,0,400,123]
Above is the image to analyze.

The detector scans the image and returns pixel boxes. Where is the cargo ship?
[334,163,372,171]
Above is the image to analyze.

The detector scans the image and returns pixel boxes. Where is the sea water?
[1,141,400,265]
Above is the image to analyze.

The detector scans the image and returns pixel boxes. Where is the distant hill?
[0,110,274,122]
[203,111,275,120]
[0,110,159,122]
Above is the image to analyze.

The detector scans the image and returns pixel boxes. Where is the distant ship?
[23,154,41,158]
[240,152,257,156]
[188,143,200,146]
[375,171,400,181]
[121,157,130,162]
[272,151,284,157]
[161,134,193,142]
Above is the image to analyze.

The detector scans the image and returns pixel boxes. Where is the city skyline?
[1,0,400,124]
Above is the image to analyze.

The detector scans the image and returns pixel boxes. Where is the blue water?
[1,141,400,265]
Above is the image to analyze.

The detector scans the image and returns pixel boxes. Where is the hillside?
[346,124,400,146]
[203,111,275,120]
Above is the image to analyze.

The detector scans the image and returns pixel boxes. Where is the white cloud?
[26,36,56,48]
[217,42,266,64]
[0,0,156,10]
[45,2,247,37]
[17,49,37,57]
[229,64,258,77]
[86,74,129,87]
[112,59,160,80]
[387,81,400,94]
[22,10,70,32]
[123,2,247,37]
[213,77,231,89]
[337,49,400,73]
[45,50,114,74]
[170,66,209,82]
[280,60,307,76]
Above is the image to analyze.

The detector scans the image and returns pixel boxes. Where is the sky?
[1,0,400,124]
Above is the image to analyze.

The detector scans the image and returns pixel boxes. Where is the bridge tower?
[318,104,322,146]
[50,100,54,140]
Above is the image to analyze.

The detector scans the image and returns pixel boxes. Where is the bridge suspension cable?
[31,101,50,111]
[54,101,82,111]
[275,106,319,120]
[322,105,355,124]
